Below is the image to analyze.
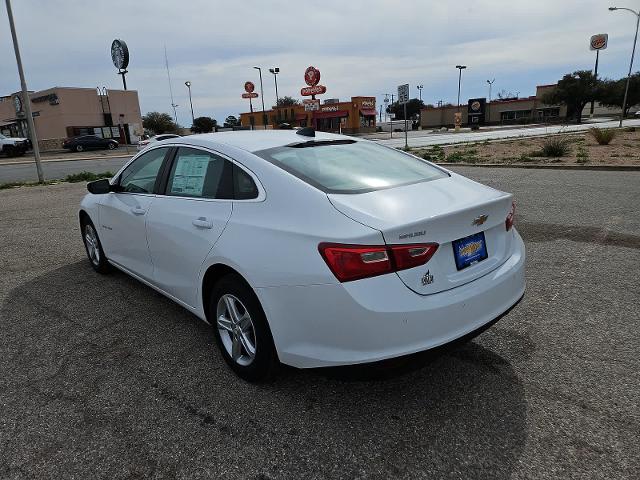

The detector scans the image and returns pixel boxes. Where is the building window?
[500,110,532,121]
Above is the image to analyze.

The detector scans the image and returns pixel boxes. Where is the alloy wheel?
[216,294,256,366]
[84,224,100,265]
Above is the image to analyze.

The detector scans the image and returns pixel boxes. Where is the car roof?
[170,130,356,153]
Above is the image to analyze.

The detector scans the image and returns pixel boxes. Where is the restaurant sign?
[303,99,320,111]
[301,66,327,97]
[590,34,608,51]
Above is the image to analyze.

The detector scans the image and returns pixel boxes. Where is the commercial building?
[420,85,567,129]
[0,86,143,150]
[240,96,377,134]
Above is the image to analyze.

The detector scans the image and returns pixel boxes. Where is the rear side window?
[255,140,448,194]
[233,165,259,200]
[166,147,233,199]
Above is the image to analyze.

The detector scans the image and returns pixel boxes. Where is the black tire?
[4,146,16,157]
[209,274,278,382]
[75,144,84,152]
[80,217,111,274]
[108,142,117,150]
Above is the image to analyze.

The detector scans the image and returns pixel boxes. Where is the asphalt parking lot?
[1,167,638,479]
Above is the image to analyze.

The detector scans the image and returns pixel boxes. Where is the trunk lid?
[328,173,514,295]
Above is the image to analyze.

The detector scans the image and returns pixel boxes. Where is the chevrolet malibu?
[79,129,525,381]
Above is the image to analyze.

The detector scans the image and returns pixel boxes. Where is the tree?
[386,98,425,120]
[142,112,178,134]
[190,116,217,133]
[276,96,300,107]
[224,115,240,128]
[597,73,640,117]
[541,70,598,124]
[496,89,518,100]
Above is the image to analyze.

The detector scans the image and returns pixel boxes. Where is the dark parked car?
[63,135,119,152]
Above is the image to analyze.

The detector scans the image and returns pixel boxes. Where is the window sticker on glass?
[170,155,210,196]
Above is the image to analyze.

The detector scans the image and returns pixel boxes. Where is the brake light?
[506,201,516,231]
[319,242,439,282]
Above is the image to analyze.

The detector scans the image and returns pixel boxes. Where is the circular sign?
[471,101,481,111]
[590,34,608,51]
[304,66,320,86]
[244,81,255,93]
[111,39,130,70]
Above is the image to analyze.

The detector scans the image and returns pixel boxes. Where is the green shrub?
[588,127,617,145]
[64,171,114,183]
[541,137,571,157]
[421,145,445,162]
[445,148,479,163]
[576,146,589,164]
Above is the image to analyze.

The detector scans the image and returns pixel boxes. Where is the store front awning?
[360,109,377,116]
[314,110,349,119]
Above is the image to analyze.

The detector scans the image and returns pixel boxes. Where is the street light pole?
[185,81,195,125]
[269,67,280,122]
[253,66,267,129]
[609,7,640,127]
[5,0,43,183]
[417,84,423,102]
[486,78,495,103]
[455,65,467,113]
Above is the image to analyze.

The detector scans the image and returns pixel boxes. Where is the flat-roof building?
[0,86,143,150]
[240,96,377,134]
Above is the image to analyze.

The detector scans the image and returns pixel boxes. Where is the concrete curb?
[437,162,640,171]
[0,154,133,167]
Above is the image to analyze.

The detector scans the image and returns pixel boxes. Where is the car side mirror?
[87,178,113,194]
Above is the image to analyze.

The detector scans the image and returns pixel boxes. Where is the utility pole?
[417,84,423,102]
[254,66,267,129]
[5,0,43,183]
[456,65,467,112]
[486,78,495,103]
[609,7,640,127]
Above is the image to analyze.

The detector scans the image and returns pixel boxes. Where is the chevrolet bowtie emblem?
[472,214,488,226]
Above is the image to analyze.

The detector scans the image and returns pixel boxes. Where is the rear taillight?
[506,201,516,231]
[319,242,439,282]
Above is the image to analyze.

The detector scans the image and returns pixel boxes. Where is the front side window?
[119,147,168,193]
[255,140,448,194]
[166,147,233,199]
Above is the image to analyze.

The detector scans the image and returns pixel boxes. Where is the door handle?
[130,206,146,215]
[192,217,213,229]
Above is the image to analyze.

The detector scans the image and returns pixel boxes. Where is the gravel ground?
[0,168,638,479]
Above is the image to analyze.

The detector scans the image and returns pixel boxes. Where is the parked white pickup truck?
[0,133,30,157]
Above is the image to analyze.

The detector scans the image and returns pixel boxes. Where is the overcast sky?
[1,0,638,126]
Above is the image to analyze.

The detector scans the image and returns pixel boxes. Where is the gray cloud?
[1,0,637,125]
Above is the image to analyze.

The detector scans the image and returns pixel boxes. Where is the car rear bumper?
[256,229,526,368]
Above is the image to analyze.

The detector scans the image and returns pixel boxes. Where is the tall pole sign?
[242,81,259,129]
[111,39,130,90]
[589,34,608,116]
[398,83,409,149]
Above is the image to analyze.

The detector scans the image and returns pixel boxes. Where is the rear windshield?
[255,140,448,194]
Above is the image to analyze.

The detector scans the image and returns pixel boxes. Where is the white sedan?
[79,130,525,381]
[136,133,180,151]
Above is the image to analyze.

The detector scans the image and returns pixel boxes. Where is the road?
[1,167,638,479]
[4,118,640,184]
[0,156,131,183]
[374,118,640,148]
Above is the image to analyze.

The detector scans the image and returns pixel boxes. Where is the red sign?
[301,85,327,96]
[304,66,321,86]
[244,81,255,93]
[590,33,608,51]
[242,92,258,98]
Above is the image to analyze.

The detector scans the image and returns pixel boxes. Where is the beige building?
[420,85,568,129]
[0,86,143,150]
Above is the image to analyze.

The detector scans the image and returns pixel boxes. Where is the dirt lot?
[414,127,640,166]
